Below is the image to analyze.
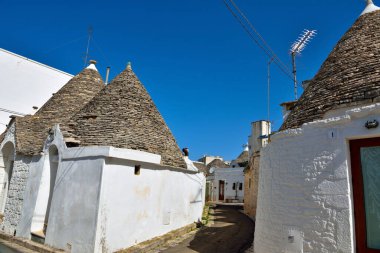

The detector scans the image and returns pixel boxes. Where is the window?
[249,178,251,188]
[239,183,243,190]
[134,165,141,175]
[232,183,236,190]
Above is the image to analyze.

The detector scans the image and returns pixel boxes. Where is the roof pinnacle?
[126,62,132,70]
[361,0,380,15]
[86,59,98,71]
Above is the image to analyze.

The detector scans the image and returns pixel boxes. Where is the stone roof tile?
[15,67,104,155]
[66,66,187,168]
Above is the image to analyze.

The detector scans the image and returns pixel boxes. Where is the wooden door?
[219,180,225,201]
[350,138,380,253]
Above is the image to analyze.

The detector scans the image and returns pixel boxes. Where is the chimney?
[105,67,110,85]
[182,148,189,157]
[249,120,271,155]
[86,60,98,71]
[280,101,297,121]
[32,106,38,115]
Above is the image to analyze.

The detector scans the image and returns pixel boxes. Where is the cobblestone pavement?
[159,205,254,253]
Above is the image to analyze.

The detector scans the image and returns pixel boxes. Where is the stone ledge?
[116,223,198,253]
[0,232,63,253]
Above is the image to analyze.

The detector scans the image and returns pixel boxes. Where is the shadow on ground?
[162,205,254,253]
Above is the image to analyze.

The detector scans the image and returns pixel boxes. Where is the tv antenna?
[290,29,317,99]
[84,26,93,67]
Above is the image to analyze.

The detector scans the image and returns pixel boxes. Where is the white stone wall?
[2,155,41,235]
[254,103,380,253]
[0,122,34,236]
[1,124,205,252]
[95,158,205,253]
[38,127,205,253]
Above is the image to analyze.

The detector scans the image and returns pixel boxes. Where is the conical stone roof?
[234,150,249,167]
[15,65,104,155]
[207,159,229,169]
[281,9,380,130]
[65,65,187,168]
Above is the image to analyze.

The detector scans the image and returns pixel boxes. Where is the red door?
[219,180,225,201]
[350,138,380,253]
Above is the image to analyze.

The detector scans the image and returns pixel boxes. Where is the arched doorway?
[31,145,59,237]
[0,142,15,214]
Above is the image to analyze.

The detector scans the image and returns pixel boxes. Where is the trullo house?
[254,1,380,253]
[0,62,205,253]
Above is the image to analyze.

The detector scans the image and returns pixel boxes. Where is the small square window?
[135,165,141,175]
[239,183,243,190]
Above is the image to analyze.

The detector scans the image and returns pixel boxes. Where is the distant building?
[254,3,380,252]
[197,155,224,166]
[206,149,247,203]
[208,167,244,203]
[0,48,72,133]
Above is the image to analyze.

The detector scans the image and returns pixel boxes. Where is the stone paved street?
[159,205,254,253]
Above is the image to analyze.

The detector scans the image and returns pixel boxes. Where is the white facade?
[0,48,72,132]
[254,103,380,253]
[7,125,205,253]
[208,167,244,202]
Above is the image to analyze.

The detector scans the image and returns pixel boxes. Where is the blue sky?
[0,0,368,160]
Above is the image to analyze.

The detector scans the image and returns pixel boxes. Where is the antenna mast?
[84,26,93,67]
[290,29,317,99]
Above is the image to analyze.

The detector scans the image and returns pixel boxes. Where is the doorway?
[31,145,59,238]
[219,180,225,201]
[350,137,380,252]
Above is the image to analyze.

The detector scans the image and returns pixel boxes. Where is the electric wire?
[92,38,112,66]
[223,0,294,81]
[42,35,87,56]
[229,0,292,78]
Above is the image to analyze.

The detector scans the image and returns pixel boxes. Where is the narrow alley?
[160,205,254,253]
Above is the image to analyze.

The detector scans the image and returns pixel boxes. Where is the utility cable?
[92,38,112,66]
[223,0,294,81]
[42,36,87,56]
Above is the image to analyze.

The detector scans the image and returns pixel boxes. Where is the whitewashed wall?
[36,129,205,253]
[211,167,244,202]
[95,157,205,253]
[254,103,380,253]
[0,48,72,132]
